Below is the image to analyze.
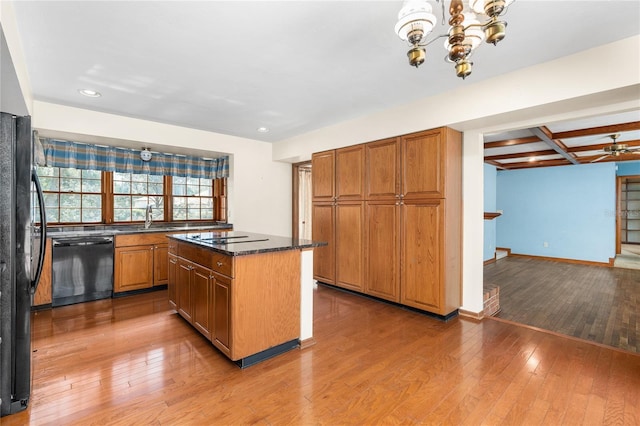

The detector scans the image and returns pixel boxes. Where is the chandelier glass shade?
[395,0,514,78]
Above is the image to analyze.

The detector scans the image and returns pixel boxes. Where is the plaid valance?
[41,139,229,179]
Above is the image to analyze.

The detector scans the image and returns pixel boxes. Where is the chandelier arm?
[418,33,450,47]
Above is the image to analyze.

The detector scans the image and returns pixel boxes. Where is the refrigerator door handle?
[31,170,47,294]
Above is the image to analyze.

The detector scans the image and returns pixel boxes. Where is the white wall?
[33,102,292,237]
[0,2,33,114]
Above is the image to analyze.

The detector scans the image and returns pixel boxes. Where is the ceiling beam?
[529,126,580,165]
[485,149,559,161]
[552,121,640,140]
[484,136,541,149]
[500,158,572,169]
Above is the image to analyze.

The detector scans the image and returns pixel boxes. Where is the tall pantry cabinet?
[312,145,365,292]
[313,127,462,317]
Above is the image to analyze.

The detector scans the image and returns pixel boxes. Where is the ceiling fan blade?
[591,155,609,163]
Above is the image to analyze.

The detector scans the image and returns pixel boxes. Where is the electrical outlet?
[543,241,549,248]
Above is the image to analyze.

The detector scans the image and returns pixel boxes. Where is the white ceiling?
[8,1,640,144]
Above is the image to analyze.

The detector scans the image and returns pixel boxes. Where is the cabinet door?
[114,245,154,293]
[176,259,193,323]
[167,253,178,310]
[153,243,169,286]
[312,203,335,284]
[401,129,444,199]
[335,202,364,292]
[365,202,401,302]
[312,150,335,201]
[336,144,364,200]
[401,200,443,312]
[212,273,232,357]
[192,264,212,340]
[365,138,400,200]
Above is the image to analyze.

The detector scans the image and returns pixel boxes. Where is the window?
[37,166,102,223]
[172,177,214,220]
[113,172,165,222]
[35,167,226,225]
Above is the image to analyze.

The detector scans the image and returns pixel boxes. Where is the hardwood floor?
[485,256,640,353]
[4,285,640,425]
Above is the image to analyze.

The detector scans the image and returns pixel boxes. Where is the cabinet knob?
[216,261,224,267]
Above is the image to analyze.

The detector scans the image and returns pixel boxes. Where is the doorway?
[614,175,640,269]
[292,161,312,240]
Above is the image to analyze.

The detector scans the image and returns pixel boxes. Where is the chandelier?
[394,0,514,79]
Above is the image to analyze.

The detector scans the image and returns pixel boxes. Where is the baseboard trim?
[496,247,511,256]
[483,257,496,266]
[458,308,484,321]
[299,337,317,349]
[508,253,610,268]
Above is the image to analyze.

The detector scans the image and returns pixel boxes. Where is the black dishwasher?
[51,236,114,307]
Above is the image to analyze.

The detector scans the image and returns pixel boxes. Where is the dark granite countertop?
[46,222,232,238]
[168,231,326,256]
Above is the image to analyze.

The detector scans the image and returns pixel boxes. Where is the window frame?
[36,167,228,225]
[36,166,104,225]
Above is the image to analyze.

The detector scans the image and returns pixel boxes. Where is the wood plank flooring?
[485,256,640,353]
[3,285,640,425]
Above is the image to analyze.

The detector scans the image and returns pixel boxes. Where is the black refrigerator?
[0,112,47,416]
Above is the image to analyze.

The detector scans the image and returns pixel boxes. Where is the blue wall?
[617,160,640,176]
[496,162,616,263]
[484,164,497,261]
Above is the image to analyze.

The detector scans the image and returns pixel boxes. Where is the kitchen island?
[167,231,324,367]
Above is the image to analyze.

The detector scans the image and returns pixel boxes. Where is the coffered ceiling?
[484,110,640,169]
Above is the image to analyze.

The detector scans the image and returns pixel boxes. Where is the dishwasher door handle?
[52,239,113,247]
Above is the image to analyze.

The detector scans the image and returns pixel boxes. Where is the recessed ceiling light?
[257,127,269,133]
[78,89,101,98]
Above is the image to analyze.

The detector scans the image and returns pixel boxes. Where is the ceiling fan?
[591,134,640,163]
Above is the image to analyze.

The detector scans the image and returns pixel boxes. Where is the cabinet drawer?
[211,253,233,277]
[178,242,234,277]
[116,232,169,247]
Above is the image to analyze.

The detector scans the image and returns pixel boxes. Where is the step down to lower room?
[483,284,500,317]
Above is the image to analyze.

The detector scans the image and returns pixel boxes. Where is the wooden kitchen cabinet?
[335,201,364,292]
[176,258,194,323]
[401,127,459,200]
[335,144,365,200]
[365,137,400,200]
[212,272,231,356]
[169,238,300,364]
[168,252,177,310]
[365,202,401,302]
[312,203,335,285]
[192,263,212,340]
[172,244,232,356]
[153,243,169,285]
[312,150,335,201]
[400,200,445,312]
[312,145,365,291]
[114,245,154,293]
[114,233,172,293]
[314,126,462,316]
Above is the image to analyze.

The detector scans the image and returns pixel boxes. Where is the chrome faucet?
[144,205,153,229]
